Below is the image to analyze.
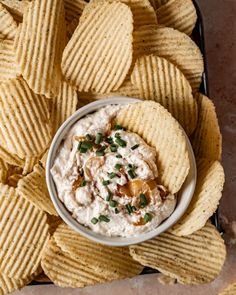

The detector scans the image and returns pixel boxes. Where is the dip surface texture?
[51,105,176,237]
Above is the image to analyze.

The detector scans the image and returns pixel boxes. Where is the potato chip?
[54,223,143,279]
[131,55,198,135]
[7,173,22,188]
[130,222,226,285]
[47,215,62,235]
[156,0,197,35]
[51,82,78,135]
[191,93,222,161]
[151,0,169,9]
[0,146,24,167]
[0,0,29,22]
[17,164,58,216]
[40,150,49,169]
[0,184,49,279]
[133,25,204,92]
[171,159,225,236]
[64,0,87,23]
[0,158,8,184]
[22,156,40,175]
[0,78,52,158]
[62,1,133,93]
[0,3,17,39]
[67,18,79,39]
[15,0,66,98]
[117,101,190,194]
[41,237,109,288]
[0,39,21,82]
[158,275,176,285]
[219,283,236,295]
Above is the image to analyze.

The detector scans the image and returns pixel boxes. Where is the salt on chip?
[131,55,198,135]
[41,238,109,288]
[219,283,236,295]
[17,164,58,216]
[62,1,133,93]
[171,158,225,236]
[0,3,17,39]
[51,81,78,135]
[0,0,29,22]
[64,0,87,23]
[133,25,204,92]
[53,223,143,280]
[130,222,226,285]
[156,0,197,36]
[116,101,190,194]
[0,78,52,158]
[191,93,222,161]
[0,184,49,279]
[15,0,66,98]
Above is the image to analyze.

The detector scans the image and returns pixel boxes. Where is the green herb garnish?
[80,180,87,187]
[116,154,122,158]
[91,217,98,224]
[128,169,136,179]
[80,141,93,150]
[95,133,103,144]
[144,213,152,223]
[110,144,118,152]
[126,204,133,214]
[139,193,148,208]
[131,144,139,150]
[106,193,112,202]
[115,208,120,214]
[115,137,127,147]
[109,200,118,208]
[115,133,121,138]
[99,215,110,223]
[114,124,125,131]
[102,180,111,186]
[106,137,113,144]
[96,146,106,156]
[86,134,93,141]
[108,172,116,179]
[115,163,122,170]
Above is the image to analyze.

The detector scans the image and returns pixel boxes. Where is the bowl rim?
[46,97,197,246]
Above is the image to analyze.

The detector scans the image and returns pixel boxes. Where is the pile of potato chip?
[0,0,226,293]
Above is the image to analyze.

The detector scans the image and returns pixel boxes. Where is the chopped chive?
[115,208,120,214]
[86,134,93,141]
[109,200,118,208]
[115,163,122,170]
[108,172,116,179]
[79,147,88,153]
[106,137,113,144]
[96,146,106,156]
[128,169,136,179]
[91,217,98,224]
[128,164,133,169]
[115,133,121,138]
[114,124,125,131]
[81,141,93,150]
[115,137,127,147]
[80,180,87,187]
[79,168,84,177]
[131,144,139,150]
[144,213,152,223]
[116,154,122,158]
[139,193,148,208]
[132,206,137,212]
[99,215,110,222]
[126,204,132,214]
[110,144,118,152]
[95,133,103,144]
[77,142,82,150]
[102,180,111,186]
[106,193,112,202]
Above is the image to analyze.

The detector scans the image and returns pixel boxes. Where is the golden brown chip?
[219,283,236,295]
[150,0,169,9]
[0,78,52,158]
[0,39,21,82]
[51,81,78,135]
[117,101,190,194]
[158,275,177,285]
[67,18,79,39]
[17,164,57,216]
[191,93,222,161]
[22,156,40,175]
[7,173,23,188]
[40,149,49,169]
[156,0,197,35]
[130,222,226,285]
[47,215,62,235]
[131,55,197,135]
[0,158,8,184]
[0,0,29,22]
[62,1,133,93]
[15,0,66,98]
[133,25,204,92]
[0,146,24,167]
[41,237,109,288]
[171,158,225,236]
[64,0,87,23]
[0,184,49,279]
[0,3,17,39]
[53,223,143,280]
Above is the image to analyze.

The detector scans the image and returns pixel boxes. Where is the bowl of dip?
[46,97,196,246]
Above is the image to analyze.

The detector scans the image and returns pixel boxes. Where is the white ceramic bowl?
[46,97,196,246]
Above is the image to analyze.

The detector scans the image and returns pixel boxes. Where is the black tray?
[31,0,219,284]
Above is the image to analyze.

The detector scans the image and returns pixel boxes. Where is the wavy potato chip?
[62,1,133,93]
[117,101,190,194]
[0,78,52,158]
[133,25,204,92]
[64,0,87,22]
[47,215,62,235]
[191,93,222,161]
[0,3,17,39]
[22,156,40,175]
[17,164,57,216]
[0,158,8,184]
[0,145,24,167]
[156,0,197,35]
[0,184,49,279]
[131,55,198,135]
[171,158,225,236]
[15,0,66,98]
[6,173,23,188]
[53,223,143,279]
[67,18,79,39]
[219,283,236,295]
[0,0,29,22]
[150,0,169,9]
[130,222,226,285]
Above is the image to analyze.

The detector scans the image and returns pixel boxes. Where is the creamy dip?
[51,105,176,237]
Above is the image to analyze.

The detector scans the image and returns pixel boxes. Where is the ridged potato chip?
[0,184,49,279]
[150,0,168,9]
[53,223,143,279]
[67,18,79,39]
[0,0,29,22]
[0,3,17,39]
[47,215,62,235]
[191,93,222,161]
[156,0,197,35]
[133,25,204,92]
[0,146,24,167]
[22,156,40,175]
[0,39,21,82]
[158,275,176,285]
[62,1,133,93]
[117,101,190,194]
[171,158,225,236]
[64,0,87,22]
[0,158,8,183]
[7,173,22,188]
[15,0,66,98]
[130,222,226,285]
[41,238,109,288]
[219,283,236,295]
[17,164,57,216]
[131,55,197,135]
[0,78,52,158]
[51,82,78,135]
